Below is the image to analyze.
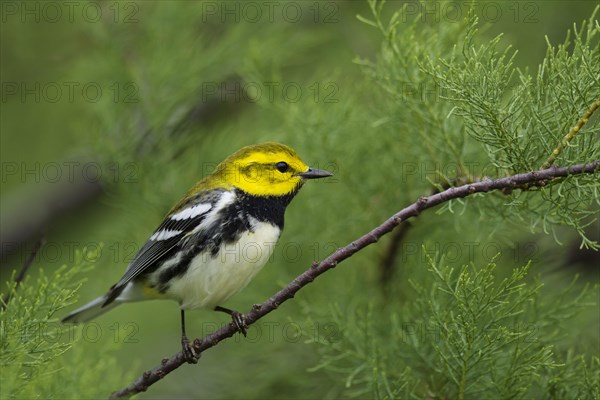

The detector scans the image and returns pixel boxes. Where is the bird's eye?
[275,162,289,173]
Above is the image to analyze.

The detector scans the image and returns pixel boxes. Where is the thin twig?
[110,161,599,399]
[1,235,46,310]
[541,97,600,169]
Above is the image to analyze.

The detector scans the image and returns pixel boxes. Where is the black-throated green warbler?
[62,142,333,362]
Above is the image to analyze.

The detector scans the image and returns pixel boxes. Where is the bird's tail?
[61,294,121,324]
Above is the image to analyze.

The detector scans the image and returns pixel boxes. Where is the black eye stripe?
[275,162,289,173]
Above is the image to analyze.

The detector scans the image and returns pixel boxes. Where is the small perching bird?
[62,142,333,362]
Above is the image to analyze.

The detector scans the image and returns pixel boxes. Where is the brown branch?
[110,161,599,399]
[541,97,600,169]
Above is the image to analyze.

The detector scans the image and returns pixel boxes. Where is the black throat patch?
[232,188,296,230]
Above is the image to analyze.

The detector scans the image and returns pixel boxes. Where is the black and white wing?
[103,190,225,305]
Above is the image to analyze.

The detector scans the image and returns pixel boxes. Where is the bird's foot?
[215,306,247,336]
[230,310,247,337]
[181,335,199,364]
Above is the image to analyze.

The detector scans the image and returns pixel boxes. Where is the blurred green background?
[1,1,598,398]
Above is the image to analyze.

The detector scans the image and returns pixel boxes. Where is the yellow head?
[203,142,332,197]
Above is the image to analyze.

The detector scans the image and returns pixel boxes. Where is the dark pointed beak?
[296,168,334,180]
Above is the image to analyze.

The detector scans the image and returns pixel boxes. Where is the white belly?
[166,222,281,310]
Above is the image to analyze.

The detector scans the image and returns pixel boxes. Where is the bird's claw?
[230,311,247,336]
[214,306,247,336]
[181,336,199,364]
